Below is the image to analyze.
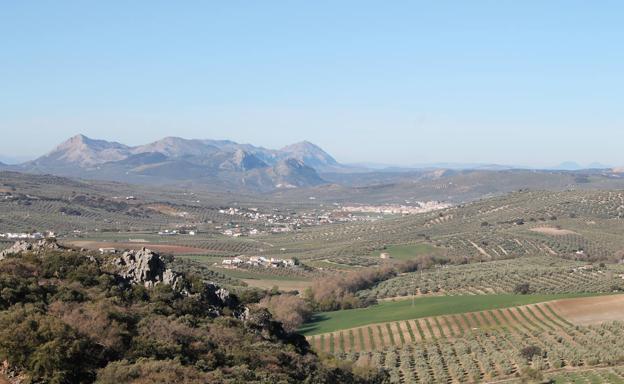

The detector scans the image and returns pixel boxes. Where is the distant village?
[216,204,429,237]
[0,231,56,240]
[221,255,297,269]
[341,201,452,215]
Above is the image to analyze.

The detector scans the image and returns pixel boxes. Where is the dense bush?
[307,254,446,311]
[258,294,311,331]
[0,250,385,383]
[514,282,531,295]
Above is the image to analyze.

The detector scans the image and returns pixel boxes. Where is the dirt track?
[550,295,624,325]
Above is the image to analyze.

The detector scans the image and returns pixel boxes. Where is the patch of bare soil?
[530,226,578,236]
[550,295,624,325]
[145,204,192,218]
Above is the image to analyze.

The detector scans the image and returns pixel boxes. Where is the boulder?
[201,283,236,308]
[0,239,63,260]
[112,247,184,290]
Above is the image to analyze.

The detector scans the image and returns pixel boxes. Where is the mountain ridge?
[12,134,338,192]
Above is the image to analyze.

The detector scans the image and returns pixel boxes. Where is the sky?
[1,1,623,167]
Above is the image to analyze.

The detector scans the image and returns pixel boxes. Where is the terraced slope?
[339,322,624,383]
[362,256,624,301]
[252,189,624,269]
[307,301,570,354]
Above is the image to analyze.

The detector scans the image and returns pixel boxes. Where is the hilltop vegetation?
[0,243,385,384]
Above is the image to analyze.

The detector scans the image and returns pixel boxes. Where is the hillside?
[290,168,624,204]
[0,241,384,383]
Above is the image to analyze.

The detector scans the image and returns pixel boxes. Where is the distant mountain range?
[1,134,621,196]
[0,155,34,165]
[550,161,614,171]
[3,135,343,192]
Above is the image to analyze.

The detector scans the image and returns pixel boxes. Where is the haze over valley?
[3,2,624,384]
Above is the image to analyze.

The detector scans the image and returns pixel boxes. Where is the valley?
[2,168,624,382]
[5,3,623,382]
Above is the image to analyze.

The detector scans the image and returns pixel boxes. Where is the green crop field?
[300,292,606,335]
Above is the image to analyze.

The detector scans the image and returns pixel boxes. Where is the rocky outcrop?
[112,248,184,290]
[201,283,236,308]
[1,360,26,384]
[0,239,63,260]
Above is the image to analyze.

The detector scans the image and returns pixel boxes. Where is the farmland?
[362,256,624,300]
[307,295,624,383]
[334,320,624,383]
[4,171,624,382]
[300,293,602,336]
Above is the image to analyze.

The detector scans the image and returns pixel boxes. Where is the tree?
[258,294,311,332]
[520,345,542,361]
[514,283,531,295]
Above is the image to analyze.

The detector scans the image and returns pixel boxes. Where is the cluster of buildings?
[216,202,452,240]
[217,206,377,238]
[340,201,452,215]
[0,231,55,240]
[221,255,296,269]
[157,229,196,236]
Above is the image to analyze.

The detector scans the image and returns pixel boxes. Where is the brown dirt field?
[549,295,624,325]
[524,305,555,329]
[361,327,373,351]
[490,310,511,327]
[310,335,322,351]
[499,308,526,330]
[439,316,458,337]
[517,306,548,330]
[399,321,415,343]
[511,307,540,331]
[481,311,500,328]
[443,315,462,336]
[378,324,393,348]
[355,353,371,367]
[345,330,354,352]
[311,303,577,353]
[535,303,569,328]
[372,325,385,349]
[390,323,402,347]
[145,204,193,218]
[475,311,492,327]
[464,313,481,329]
[408,320,423,342]
[353,328,363,351]
[417,319,433,340]
[433,317,452,338]
[530,226,578,236]
[426,317,443,338]
[452,314,472,333]
[334,331,351,352]
[328,332,337,353]
[241,279,312,292]
[67,240,207,255]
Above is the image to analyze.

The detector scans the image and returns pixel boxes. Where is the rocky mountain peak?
[35,134,130,168]
[279,141,338,169]
[220,149,268,171]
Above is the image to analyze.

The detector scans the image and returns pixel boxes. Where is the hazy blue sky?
[1,1,623,166]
